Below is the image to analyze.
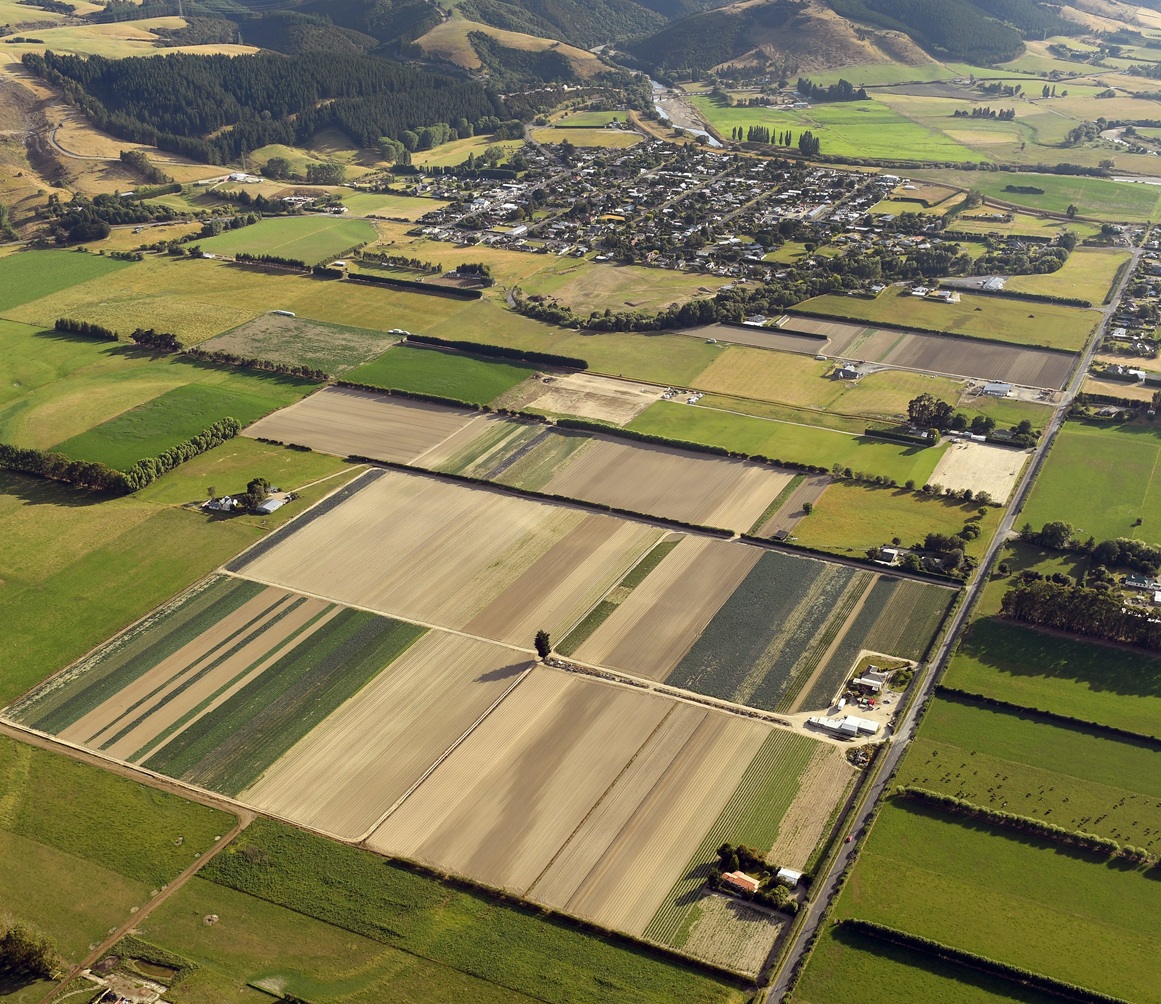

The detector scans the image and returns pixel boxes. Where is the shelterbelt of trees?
[22,51,505,163]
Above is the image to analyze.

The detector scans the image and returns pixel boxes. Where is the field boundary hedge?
[837,919,1132,1004]
[405,334,587,369]
[953,286,1092,309]
[783,307,1079,353]
[345,271,482,299]
[936,683,1161,744]
[184,347,328,382]
[54,317,119,341]
[894,785,1152,861]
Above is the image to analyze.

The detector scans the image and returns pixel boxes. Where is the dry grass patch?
[244,386,476,463]
[679,893,784,977]
[416,18,603,77]
[573,536,760,681]
[523,372,662,424]
[930,439,1030,503]
[241,632,534,839]
[765,745,855,869]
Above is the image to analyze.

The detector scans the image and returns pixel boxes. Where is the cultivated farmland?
[522,372,663,424]
[774,316,1076,389]
[244,386,478,463]
[232,468,661,646]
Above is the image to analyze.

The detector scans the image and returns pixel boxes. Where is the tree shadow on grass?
[0,470,110,508]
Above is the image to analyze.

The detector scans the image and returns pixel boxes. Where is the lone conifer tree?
[534,630,551,660]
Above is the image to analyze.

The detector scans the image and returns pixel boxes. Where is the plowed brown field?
[241,633,534,839]
[541,438,793,532]
[244,386,476,462]
[572,537,761,680]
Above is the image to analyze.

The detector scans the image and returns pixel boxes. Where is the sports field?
[1021,421,1161,544]
[835,801,1161,1003]
[944,617,1161,738]
[347,345,535,406]
[793,289,1098,352]
[690,95,980,162]
[194,216,377,265]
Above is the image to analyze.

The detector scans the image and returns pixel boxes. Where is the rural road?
[766,235,1144,1000]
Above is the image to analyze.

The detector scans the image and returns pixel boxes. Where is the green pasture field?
[529,127,641,148]
[806,62,958,87]
[519,260,726,314]
[836,800,1161,1003]
[365,221,551,287]
[0,734,232,988]
[0,448,359,705]
[341,191,450,219]
[0,249,130,313]
[645,730,822,945]
[140,878,539,1004]
[348,345,535,406]
[1021,421,1161,545]
[902,693,1161,852]
[201,818,751,1004]
[910,169,1161,222]
[425,300,721,385]
[51,374,315,470]
[1005,247,1130,304]
[792,289,1098,351]
[200,314,400,375]
[944,617,1161,738]
[690,95,980,162]
[554,110,624,127]
[792,480,998,558]
[950,210,1101,240]
[413,134,523,169]
[2,255,473,344]
[195,216,377,265]
[797,924,1063,1004]
[627,402,946,484]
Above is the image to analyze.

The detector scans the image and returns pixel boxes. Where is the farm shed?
[983,382,1012,397]
[776,868,803,887]
[255,497,287,515]
[807,715,881,737]
[721,871,761,893]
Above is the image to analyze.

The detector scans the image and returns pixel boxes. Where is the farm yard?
[791,289,1098,352]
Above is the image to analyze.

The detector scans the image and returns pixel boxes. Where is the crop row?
[557,539,682,657]
[21,576,266,735]
[143,611,425,795]
[863,579,953,661]
[747,474,805,535]
[800,576,897,712]
[776,572,875,713]
[645,730,818,947]
[668,551,823,704]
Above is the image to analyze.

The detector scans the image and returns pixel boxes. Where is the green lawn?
[910,170,1161,222]
[1021,421,1161,545]
[797,925,1061,1004]
[348,345,535,406]
[901,693,1161,851]
[690,95,981,162]
[793,289,1098,351]
[341,191,451,220]
[195,216,377,265]
[0,447,359,705]
[628,401,946,485]
[51,375,315,470]
[0,249,131,313]
[793,480,998,558]
[201,818,749,1004]
[944,617,1161,738]
[836,801,1161,1003]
